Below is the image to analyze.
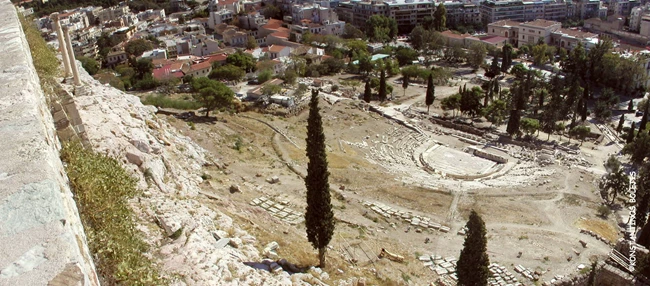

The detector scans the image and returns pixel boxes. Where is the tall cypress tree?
[304,89,335,268]
[402,75,409,97]
[501,44,512,73]
[426,73,435,113]
[638,220,650,248]
[639,103,649,135]
[363,80,371,103]
[581,85,589,121]
[628,122,636,143]
[457,210,490,286]
[617,114,625,133]
[379,69,387,101]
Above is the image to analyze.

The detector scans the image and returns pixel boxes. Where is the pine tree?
[304,89,335,268]
[457,210,490,286]
[628,122,636,143]
[379,69,387,101]
[402,75,409,97]
[363,80,371,103]
[617,114,625,133]
[426,73,435,113]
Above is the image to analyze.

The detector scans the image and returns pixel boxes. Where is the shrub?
[142,95,202,110]
[20,14,59,87]
[597,205,611,218]
[60,142,165,285]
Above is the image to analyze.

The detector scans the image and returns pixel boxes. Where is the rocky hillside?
[67,65,328,285]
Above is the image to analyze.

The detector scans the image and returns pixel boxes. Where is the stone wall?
[429,117,486,137]
[0,1,98,285]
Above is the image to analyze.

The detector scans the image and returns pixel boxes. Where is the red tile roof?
[190,60,212,72]
[208,53,228,63]
[480,35,508,44]
[263,19,283,30]
[153,64,185,80]
[268,45,287,53]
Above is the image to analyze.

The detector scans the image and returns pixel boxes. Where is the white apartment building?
[290,3,346,36]
[479,0,569,24]
[208,9,235,29]
[337,0,479,30]
[98,5,130,24]
[630,4,650,31]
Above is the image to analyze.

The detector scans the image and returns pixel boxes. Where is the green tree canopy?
[78,56,99,75]
[433,3,447,31]
[365,15,397,43]
[467,43,487,70]
[342,23,365,39]
[226,51,257,73]
[208,64,245,82]
[125,39,153,58]
[191,78,234,117]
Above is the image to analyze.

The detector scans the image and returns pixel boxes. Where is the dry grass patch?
[575,218,619,243]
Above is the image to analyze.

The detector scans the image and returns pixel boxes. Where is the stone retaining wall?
[0,2,98,285]
[429,117,486,136]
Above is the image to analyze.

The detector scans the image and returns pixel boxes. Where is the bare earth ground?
[156,65,623,285]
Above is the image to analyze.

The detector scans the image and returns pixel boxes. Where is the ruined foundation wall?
[0,2,98,285]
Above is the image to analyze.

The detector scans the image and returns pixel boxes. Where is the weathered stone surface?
[67,61,321,284]
[126,151,144,166]
[0,3,97,285]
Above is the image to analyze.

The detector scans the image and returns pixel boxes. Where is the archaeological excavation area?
[165,84,620,285]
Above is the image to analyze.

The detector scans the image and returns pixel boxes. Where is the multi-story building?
[98,5,130,24]
[351,0,389,27]
[72,40,98,58]
[487,18,598,50]
[444,2,482,27]
[574,0,601,19]
[640,15,650,37]
[336,0,479,30]
[59,10,90,31]
[629,4,650,31]
[208,0,242,13]
[80,6,103,25]
[480,0,569,24]
[613,0,640,16]
[335,1,355,23]
[136,9,166,21]
[208,9,235,29]
[517,19,561,47]
[289,3,345,36]
[384,0,435,28]
[480,0,526,23]
[544,1,568,21]
[487,20,520,45]
[549,28,598,50]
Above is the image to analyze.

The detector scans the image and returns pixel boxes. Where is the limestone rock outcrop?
[68,64,322,285]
